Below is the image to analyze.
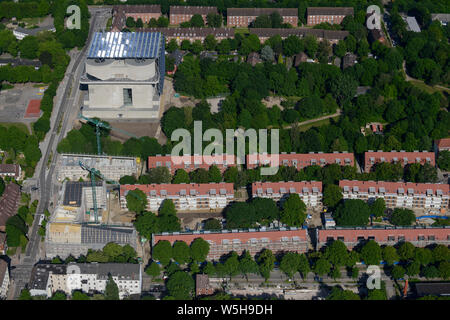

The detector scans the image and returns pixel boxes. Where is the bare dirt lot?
[178,210,223,230]
[0,83,46,123]
[108,120,161,142]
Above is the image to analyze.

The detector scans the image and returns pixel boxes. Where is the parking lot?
[0,83,46,122]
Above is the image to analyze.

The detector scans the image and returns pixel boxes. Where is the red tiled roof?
[364,151,435,168]
[0,183,21,228]
[252,181,323,195]
[339,180,450,196]
[246,152,354,168]
[436,138,450,150]
[307,7,354,16]
[114,4,161,14]
[227,8,298,17]
[170,6,217,15]
[0,164,20,177]
[318,227,450,243]
[148,154,237,172]
[154,228,308,245]
[24,99,41,118]
[120,182,234,197]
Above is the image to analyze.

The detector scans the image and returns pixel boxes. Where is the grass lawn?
[409,79,450,95]
[0,122,30,134]
[296,116,342,132]
[234,27,249,34]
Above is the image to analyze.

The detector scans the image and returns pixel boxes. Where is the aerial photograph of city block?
[0,0,449,310]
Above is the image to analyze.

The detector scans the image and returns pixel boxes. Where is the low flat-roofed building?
[339,180,450,213]
[227,8,298,27]
[0,58,42,70]
[246,152,354,170]
[307,7,354,26]
[0,164,21,179]
[57,154,138,182]
[120,182,234,212]
[153,227,309,260]
[431,13,450,26]
[413,282,450,297]
[251,181,323,208]
[317,226,450,250]
[404,16,421,32]
[364,150,435,172]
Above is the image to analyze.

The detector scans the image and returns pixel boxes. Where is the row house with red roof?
[251,181,323,208]
[170,6,217,25]
[306,7,354,26]
[120,183,234,212]
[148,154,237,174]
[339,180,449,213]
[246,152,354,170]
[227,8,298,27]
[153,227,309,259]
[317,226,450,250]
[111,5,162,31]
[364,150,435,172]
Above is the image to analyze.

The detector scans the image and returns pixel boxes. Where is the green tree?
[323,184,343,208]
[314,258,331,277]
[159,199,177,216]
[202,261,216,275]
[190,238,210,262]
[208,165,222,183]
[190,14,205,27]
[203,218,221,231]
[105,275,120,300]
[280,252,301,278]
[391,265,405,279]
[324,240,349,267]
[72,291,90,300]
[152,240,172,266]
[326,286,360,300]
[239,250,258,280]
[102,242,123,262]
[298,254,310,279]
[251,197,279,224]
[334,199,370,226]
[370,198,386,217]
[50,291,67,300]
[360,240,382,265]
[19,36,39,59]
[206,13,222,27]
[257,249,275,281]
[397,242,415,261]
[414,248,433,266]
[225,202,257,229]
[126,17,135,28]
[438,261,450,280]
[204,34,217,51]
[166,39,178,53]
[432,245,449,263]
[172,241,191,265]
[145,261,161,279]
[119,175,136,185]
[223,251,240,279]
[166,271,195,300]
[437,150,450,171]
[147,167,171,184]
[280,193,307,227]
[125,189,147,213]
[422,265,439,279]
[390,208,416,226]
[382,246,399,266]
[172,169,190,184]
[134,211,159,240]
[19,289,32,300]
[157,16,169,27]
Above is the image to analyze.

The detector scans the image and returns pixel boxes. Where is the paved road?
[9,9,110,299]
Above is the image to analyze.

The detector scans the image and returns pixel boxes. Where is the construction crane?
[78,160,118,224]
[78,114,138,155]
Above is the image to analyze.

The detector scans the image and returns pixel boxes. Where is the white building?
[0,259,9,299]
[251,181,323,208]
[57,154,139,182]
[13,25,56,40]
[120,183,235,212]
[80,32,165,119]
[29,263,141,299]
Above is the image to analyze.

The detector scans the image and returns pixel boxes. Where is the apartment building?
[0,183,21,232]
[339,180,450,213]
[251,181,323,208]
[364,150,435,172]
[306,7,354,26]
[434,138,450,153]
[227,8,298,27]
[249,28,349,44]
[29,263,141,299]
[120,183,234,212]
[316,226,450,250]
[148,154,236,174]
[0,164,21,179]
[145,27,234,44]
[153,227,309,260]
[246,152,354,170]
[111,5,162,31]
[0,259,9,299]
[170,6,217,25]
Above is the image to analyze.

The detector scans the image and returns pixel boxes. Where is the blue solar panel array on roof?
[87,32,162,59]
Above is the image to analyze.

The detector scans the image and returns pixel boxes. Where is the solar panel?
[87,32,162,59]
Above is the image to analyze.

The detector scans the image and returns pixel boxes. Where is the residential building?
[170,6,217,25]
[111,5,162,31]
[120,183,234,212]
[316,226,450,250]
[0,183,21,232]
[431,13,450,26]
[246,152,354,170]
[339,180,449,213]
[369,29,386,44]
[306,7,354,26]
[434,138,450,152]
[45,224,137,259]
[227,8,298,27]
[342,52,357,69]
[251,181,323,208]
[29,263,141,299]
[293,52,308,66]
[13,25,56,40]
[153,227,309,260]
[0,164,21,179]
[80,32,165,119]
[145,27,234,44]
[364,150,435,172]
[57,154,139,182]
[147,154,236,174]
[247,52,262,66]
[249,28,348,44]
[404,16,421,32]
[0,233,6,255]
[0,259,10,299]
[195,274,214,297]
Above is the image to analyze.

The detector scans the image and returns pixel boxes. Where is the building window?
[123,88,133,106]
[357,236,365,242]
